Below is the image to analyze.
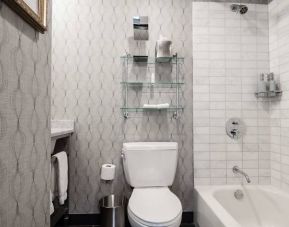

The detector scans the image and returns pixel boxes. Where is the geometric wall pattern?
[0,2,51,227]
[52,0,193,214]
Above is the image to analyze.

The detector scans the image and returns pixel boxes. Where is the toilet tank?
[122,142,178,187]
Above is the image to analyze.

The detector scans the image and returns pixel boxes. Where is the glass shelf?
[121,106,184,112]
[121,53,184,119]
[121,55,184,64]
[255,91,282,98]
[121,81,184,87]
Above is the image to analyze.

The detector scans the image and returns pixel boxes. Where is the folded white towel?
[143,103,170,109]
[52,151,68,205]
[50,190,54,215]
[143,104,158,109]
[157,103,170,109]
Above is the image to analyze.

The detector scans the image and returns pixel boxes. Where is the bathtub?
[194,185,289,227]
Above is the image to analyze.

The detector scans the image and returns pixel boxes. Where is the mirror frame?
[3,0,47,33]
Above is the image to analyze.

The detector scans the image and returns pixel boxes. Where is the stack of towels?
[50,151,68,215]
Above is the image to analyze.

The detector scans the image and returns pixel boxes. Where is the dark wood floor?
[62,225,195,227]
[55,212,195,227]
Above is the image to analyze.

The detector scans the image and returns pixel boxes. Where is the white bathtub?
[194,185,289,227]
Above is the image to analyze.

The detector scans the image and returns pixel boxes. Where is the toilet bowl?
[122,142,182,227]
[127,187,182,227]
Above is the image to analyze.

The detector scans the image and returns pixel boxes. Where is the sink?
[51,120,74,153]
[51,127,74,138]
[51,120,74,138]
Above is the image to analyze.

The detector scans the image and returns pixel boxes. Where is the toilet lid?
[128,187,182,224]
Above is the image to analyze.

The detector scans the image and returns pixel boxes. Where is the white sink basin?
[51,127,74,137]
[51,120,74,153]
[51,120,74,138]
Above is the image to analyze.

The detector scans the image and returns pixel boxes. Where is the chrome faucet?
[233,166,251,183]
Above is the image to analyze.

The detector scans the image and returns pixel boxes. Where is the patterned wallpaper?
[0,2,51,227]
[52,0,193,213]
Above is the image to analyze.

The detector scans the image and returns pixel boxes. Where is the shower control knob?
[226,118,244,140]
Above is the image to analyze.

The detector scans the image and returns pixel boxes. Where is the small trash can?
[99,194,126,227]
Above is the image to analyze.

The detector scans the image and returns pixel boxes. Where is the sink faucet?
[233,166,251,183]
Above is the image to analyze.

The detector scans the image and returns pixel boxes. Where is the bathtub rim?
[194,185,289,227]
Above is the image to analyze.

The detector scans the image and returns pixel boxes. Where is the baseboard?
[68,213,101,225]
[56,212,194,226]
[182,211,194,224]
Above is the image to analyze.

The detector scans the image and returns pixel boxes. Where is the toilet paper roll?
[101,164,116,181]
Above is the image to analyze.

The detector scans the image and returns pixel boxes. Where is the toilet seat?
[128,187,182,227]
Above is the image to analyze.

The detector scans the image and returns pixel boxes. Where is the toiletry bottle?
[268,73,276,92]
[258,73,267,94]
[151,72,155,84]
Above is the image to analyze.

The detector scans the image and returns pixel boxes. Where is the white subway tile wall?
[269,0,289,191]
[193,2,271,185]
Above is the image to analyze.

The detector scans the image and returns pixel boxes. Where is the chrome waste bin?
[99,194,126,227]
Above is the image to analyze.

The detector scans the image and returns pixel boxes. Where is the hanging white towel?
[50,190,54,215]
[53,151,68,205]
[51,160,56,200]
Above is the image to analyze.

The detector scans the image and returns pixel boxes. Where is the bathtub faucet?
[233,166,251,183]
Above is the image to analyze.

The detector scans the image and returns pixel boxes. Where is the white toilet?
[122,142,182,227]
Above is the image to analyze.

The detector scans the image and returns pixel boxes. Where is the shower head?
[231,4,248,15]
[239,5,248,14]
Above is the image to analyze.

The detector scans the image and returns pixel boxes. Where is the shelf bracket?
[173,111,178,119]
[124,112,129,119]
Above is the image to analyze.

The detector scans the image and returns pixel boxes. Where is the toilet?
[122,142,182,227]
